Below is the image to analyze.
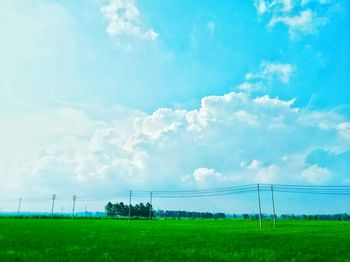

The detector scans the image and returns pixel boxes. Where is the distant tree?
[243,214,250,220]
[113,202,128,217]
[105,202,117,217]
[252,214,259,220]
[105,201,154,218]
[156,210,165,218]
[215,213,226,219]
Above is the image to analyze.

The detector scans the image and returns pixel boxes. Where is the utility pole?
[271,185,276,228]
[128,190,132,223]
[17,197,22,215]
[149,191,153,222]
[72,195,76,218]
[257,184,262,228]
[51,194,56,219]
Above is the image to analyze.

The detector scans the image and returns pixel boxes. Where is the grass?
[0,218,349,261]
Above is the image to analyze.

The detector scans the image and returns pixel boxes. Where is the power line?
[1,184,349,205]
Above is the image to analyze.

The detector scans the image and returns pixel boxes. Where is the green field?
[0,219,349,261]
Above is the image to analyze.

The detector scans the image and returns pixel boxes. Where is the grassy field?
[0,219,349,261]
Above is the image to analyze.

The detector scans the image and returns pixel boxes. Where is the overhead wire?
[1,184,349,203]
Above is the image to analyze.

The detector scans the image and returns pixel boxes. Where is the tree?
[105,201,153,218]
[105,202,117,217]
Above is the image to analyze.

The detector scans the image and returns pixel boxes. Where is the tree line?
[156,210,226,219]
[105,202,152,217]
[105,202,226,219]
[105,202,349,221]
[238,213,350,221]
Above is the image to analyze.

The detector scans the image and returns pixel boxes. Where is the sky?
[0,0,349,214]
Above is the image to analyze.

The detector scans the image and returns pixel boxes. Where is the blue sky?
[0,0,349,213]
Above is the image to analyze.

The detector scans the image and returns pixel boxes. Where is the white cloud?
[246,160,280,183]
[255,0,268,14]
[301,164,332,184]
[231,110,259,126]
[237,61,294,93]
[192,168,222,183]
[337,122,350,140]
[268,9,328,38]
[237,82,263,92]
[1,60,349,198]
[255,0,330,38]
[280,0,293,12]
[133,108,187,140]
[245,61,294,84]
[101,0,158,41]
[269,9,312,28]
[256,0,293,14]
[254,95,296,110]
[8,88,348,196]
[299,111,345,130]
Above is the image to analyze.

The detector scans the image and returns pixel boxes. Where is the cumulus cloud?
[192,168,222,183]
[2,60,349,198]
[301,164,332,184]
[306,149,350,184]
[101,0,158,41]
[11,88,349,196]
[245,160,280,183]
[255,0,330,38]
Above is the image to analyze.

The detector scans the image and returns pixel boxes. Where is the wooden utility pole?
[51,194,56,219]
[72,195,76,218]
[257,184,262,228]
[17,197,22,215]
[271,185,276,228]
[128,191,132,223]
[149,191,153,222]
